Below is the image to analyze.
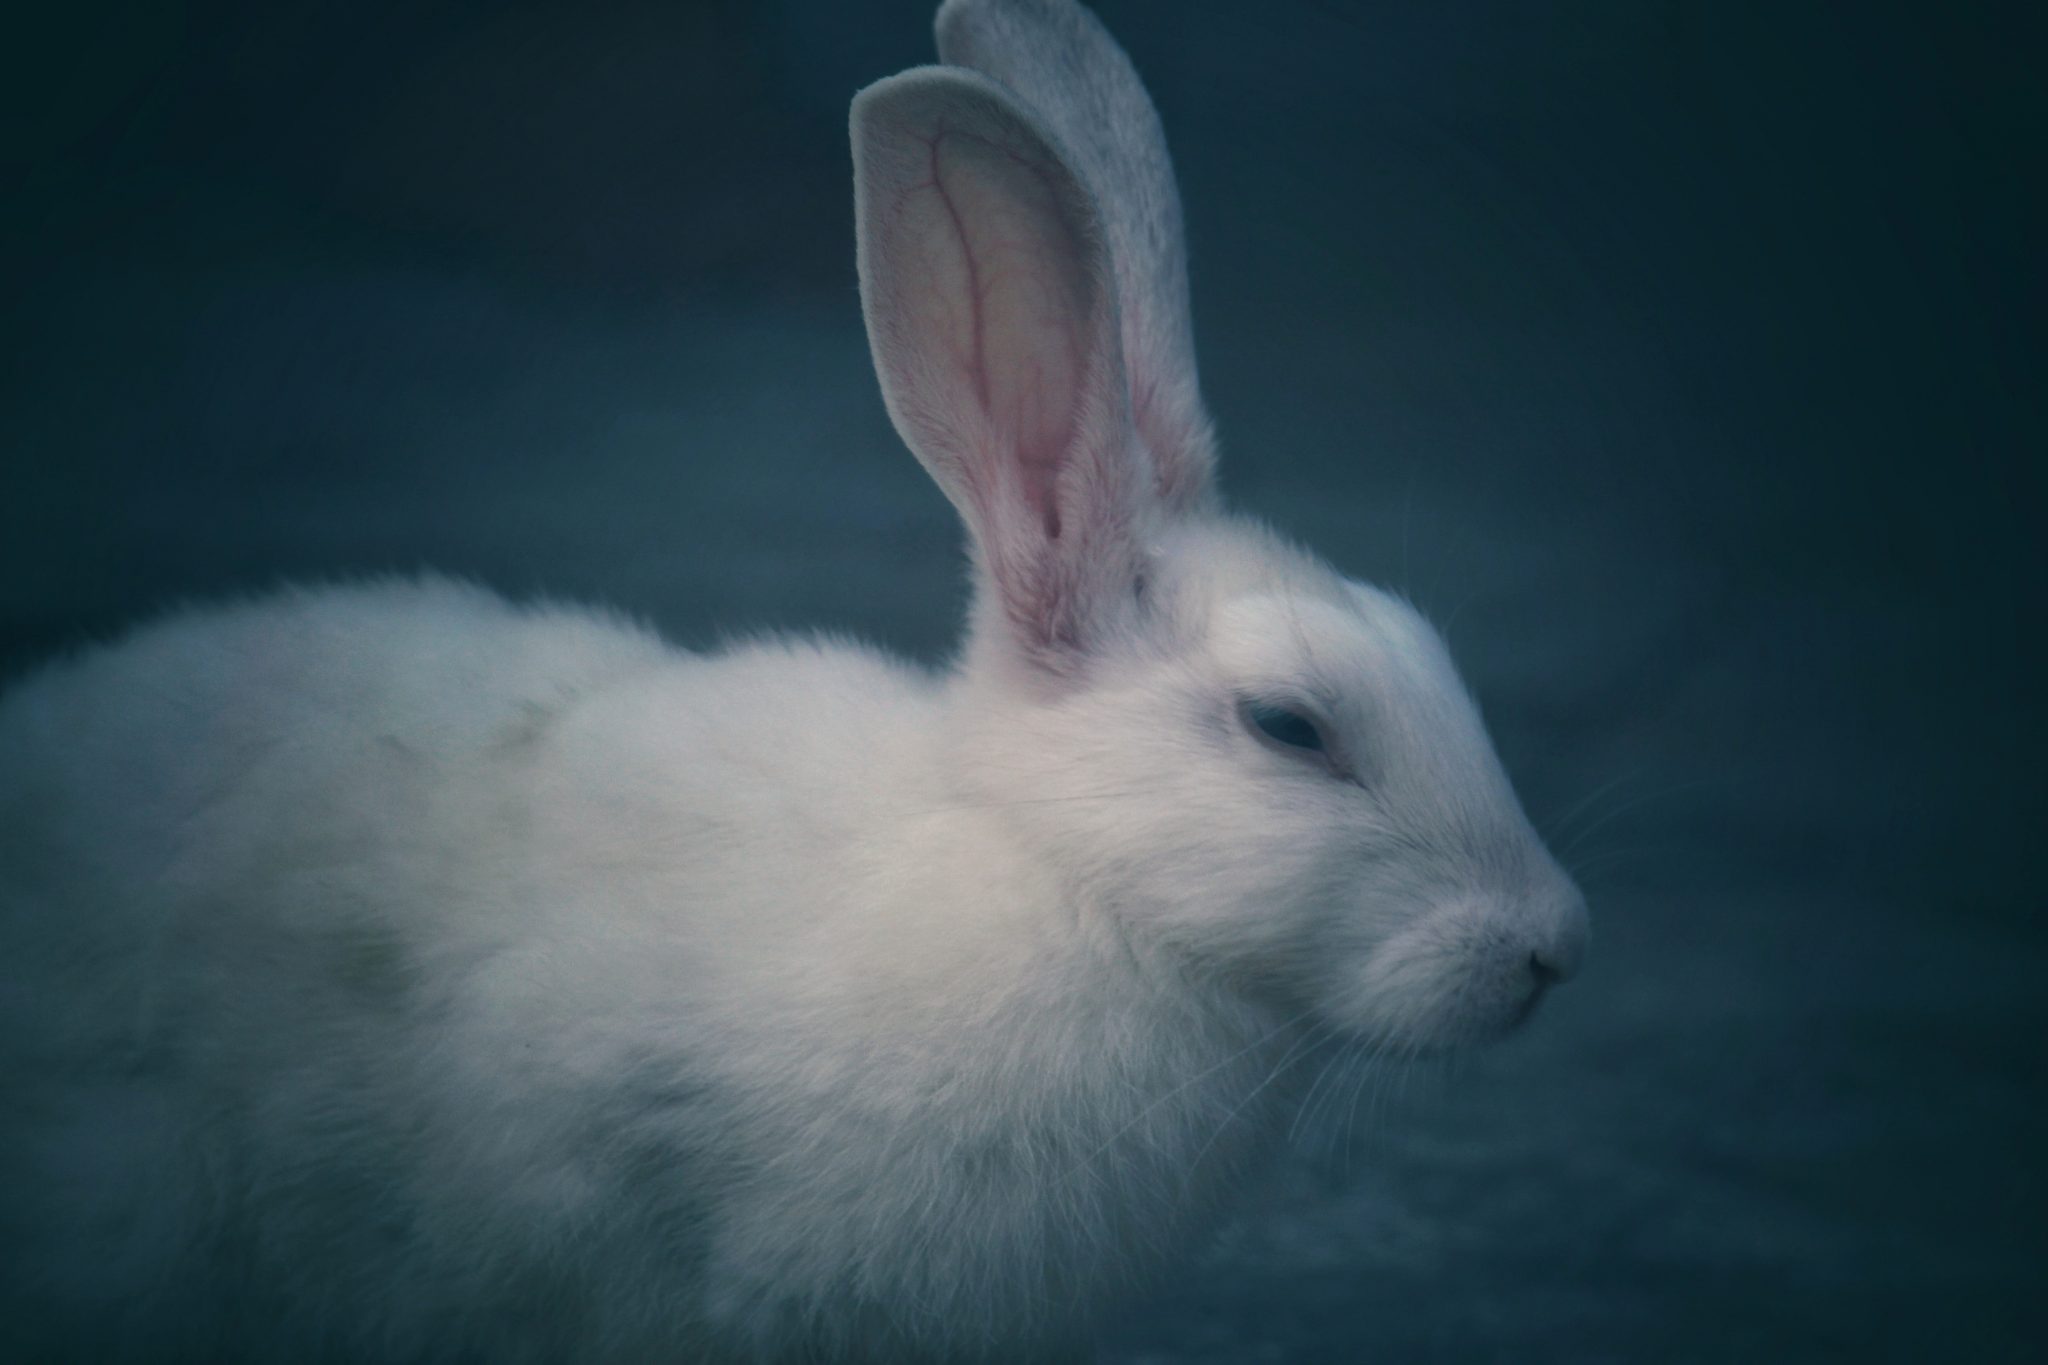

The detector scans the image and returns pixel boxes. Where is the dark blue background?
[2,2,2040,1359]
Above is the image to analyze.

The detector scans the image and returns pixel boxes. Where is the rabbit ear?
[854,67,1156,682]
[935,0,1216,512]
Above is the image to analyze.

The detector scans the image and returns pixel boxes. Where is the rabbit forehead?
[1207,593,1372,688]
[1205,582,1454,701]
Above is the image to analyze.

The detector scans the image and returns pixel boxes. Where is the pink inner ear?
[907,126,1097,540]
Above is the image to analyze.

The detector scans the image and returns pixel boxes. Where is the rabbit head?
[854,0,1587,1053]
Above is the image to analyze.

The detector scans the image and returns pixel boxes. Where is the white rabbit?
[0,0,1588,1360]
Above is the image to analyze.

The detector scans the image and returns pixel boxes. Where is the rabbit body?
[0,578,1279,1361]
[0,1,1589,1359]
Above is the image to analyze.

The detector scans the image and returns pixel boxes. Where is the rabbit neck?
[836,777,1307,1249]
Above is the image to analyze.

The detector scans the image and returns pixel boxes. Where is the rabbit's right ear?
[854,69,1156,683]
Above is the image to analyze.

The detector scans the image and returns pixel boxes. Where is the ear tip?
[850,67,940,121]
[850,65,1062,169]
[851,68,958,152]
[851,66,1000,126]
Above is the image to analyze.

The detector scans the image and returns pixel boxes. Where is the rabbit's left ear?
[854,68,1157,681]
[937,0,1216,512]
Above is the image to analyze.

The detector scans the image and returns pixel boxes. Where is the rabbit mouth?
[1508,974,1554,1029]
[1320,942,1566,1056]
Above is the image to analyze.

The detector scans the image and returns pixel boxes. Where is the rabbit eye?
[1242,700,1326,754]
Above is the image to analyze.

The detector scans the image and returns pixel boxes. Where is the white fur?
[0,2,1587,1360]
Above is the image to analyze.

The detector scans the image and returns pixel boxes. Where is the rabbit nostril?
[1528,951,1565,987]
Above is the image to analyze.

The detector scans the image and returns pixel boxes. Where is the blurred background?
[1,1,2039,1359]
